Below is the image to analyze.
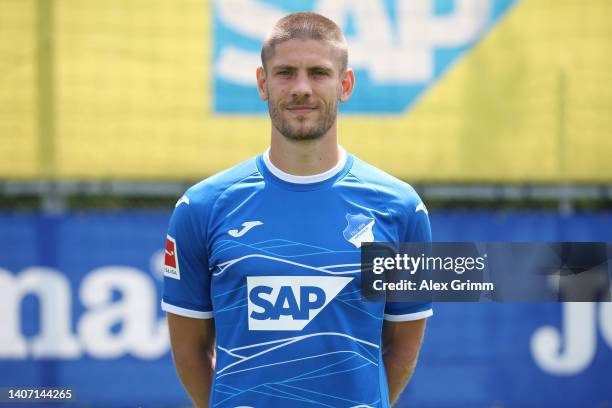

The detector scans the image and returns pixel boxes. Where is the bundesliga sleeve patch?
[163,235,180,280]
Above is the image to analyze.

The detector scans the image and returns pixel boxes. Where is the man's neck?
[268,127,341,176]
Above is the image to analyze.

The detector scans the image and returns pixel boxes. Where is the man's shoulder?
[347,155,422,208]
[179,156,261,208]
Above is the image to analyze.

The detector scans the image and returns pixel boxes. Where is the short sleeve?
[384,200,433,321]
[409,205,432,242]
[161,197,213,319]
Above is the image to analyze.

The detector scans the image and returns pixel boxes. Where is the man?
[162,12,432,408]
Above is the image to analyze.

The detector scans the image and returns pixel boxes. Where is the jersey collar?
[258,146,352,191]
[262,146,347,184]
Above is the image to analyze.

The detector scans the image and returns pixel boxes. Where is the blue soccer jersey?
[162,148,432,408]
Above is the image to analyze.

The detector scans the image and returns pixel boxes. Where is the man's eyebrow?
[272,65,296,71]
[308,66,334,74]
[271,64,334,71]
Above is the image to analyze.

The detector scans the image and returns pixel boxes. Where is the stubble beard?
[268,96,338,141]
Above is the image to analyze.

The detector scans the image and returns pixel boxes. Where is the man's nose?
[291,72,312,98]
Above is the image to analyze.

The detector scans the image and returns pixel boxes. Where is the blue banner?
[1,211,611,407]
[213,0,517,113]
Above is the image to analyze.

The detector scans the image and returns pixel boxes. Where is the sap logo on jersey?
[213,0,516,113]
[247,276,352,331]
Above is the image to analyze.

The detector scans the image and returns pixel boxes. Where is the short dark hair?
[261,12,348,73]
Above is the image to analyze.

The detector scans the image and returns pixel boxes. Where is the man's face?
[257,39,352,141]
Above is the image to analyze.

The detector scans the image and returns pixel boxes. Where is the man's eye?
[277,70,291,76]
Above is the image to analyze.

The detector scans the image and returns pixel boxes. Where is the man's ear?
[256,67,268,101]
[339,68,355,103]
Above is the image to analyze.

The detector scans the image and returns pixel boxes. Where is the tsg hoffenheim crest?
[343,213,375,248]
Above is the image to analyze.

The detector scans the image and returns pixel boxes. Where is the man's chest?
[204,188,396,328]
[206,188,399,272]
